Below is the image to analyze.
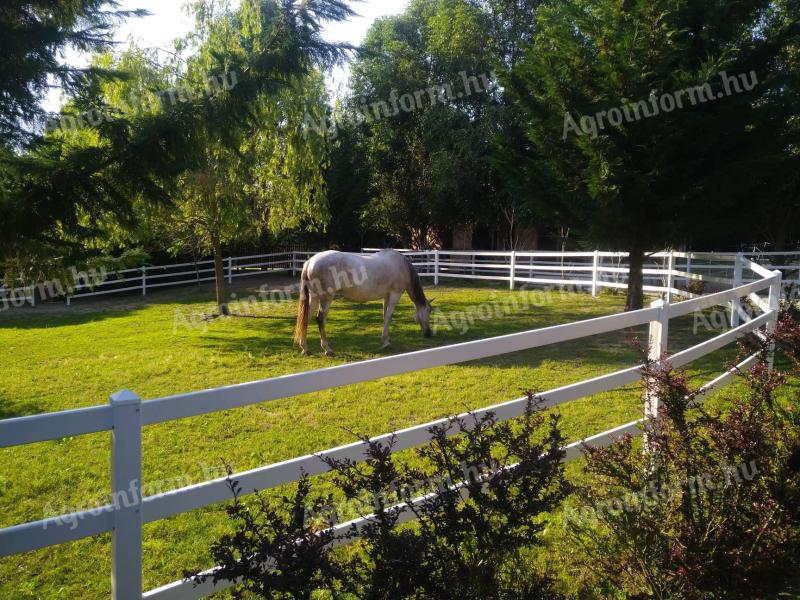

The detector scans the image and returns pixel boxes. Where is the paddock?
[0,252,781,599]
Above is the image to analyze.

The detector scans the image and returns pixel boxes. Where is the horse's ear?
[428,298,434,306]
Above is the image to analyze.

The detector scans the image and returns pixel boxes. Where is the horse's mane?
[404,257,428,306]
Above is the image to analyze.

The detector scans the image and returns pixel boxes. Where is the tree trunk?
[625,247,645,311]
[212,239,230,316]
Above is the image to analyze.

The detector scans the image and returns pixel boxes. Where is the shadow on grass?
[0,273,298,329]
[0,397,47,419]
[0,307,148,330]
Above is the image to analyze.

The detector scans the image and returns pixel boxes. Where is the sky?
[44,0,406,111]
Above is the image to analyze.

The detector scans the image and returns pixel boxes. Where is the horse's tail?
[294,268,310,347]
[404,256,427,306]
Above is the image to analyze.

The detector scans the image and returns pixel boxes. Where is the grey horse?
[293,249,433,356]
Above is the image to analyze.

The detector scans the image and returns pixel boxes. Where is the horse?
[293,249,433,356]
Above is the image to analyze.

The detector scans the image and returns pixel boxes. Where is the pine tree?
[0,1,146,147]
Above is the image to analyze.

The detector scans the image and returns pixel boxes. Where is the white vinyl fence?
[0,251,783,600]
[1,248,799,310]
[366,248,799,299]
[0,252,301,308]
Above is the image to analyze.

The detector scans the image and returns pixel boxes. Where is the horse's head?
[414,299,433,337]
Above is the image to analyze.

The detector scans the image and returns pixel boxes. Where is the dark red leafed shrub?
[565,309,800,599]
[186,471,343,599]
[319,397,568,600]
[192,396,569,599]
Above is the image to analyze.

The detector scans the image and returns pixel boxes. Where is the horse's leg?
[300,296,319,356]
[381,291,402,349]
[317,296,335,357]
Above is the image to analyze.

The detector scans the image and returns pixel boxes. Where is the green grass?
[0,277,748,598]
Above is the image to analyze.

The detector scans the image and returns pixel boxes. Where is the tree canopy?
[0,0,353,288]
[507,0,800,308]
[2,0,800,309]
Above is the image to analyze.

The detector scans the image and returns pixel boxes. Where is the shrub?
[187,471,342,599]
[321,396,568,600]
[565,311,800,599]
[191,396,569,599]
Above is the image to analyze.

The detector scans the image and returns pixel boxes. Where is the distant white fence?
[365,248,800,299]
[0,251,784,600]
[1,248,798,310]
[0,251,302,308]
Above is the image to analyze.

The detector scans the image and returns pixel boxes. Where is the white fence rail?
[0,250,783,600]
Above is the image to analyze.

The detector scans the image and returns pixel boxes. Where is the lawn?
[0,276,748,598]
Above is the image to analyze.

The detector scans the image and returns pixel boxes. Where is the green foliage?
[1,0,354,278]
[324,398,567,600]
[324,0,551,250]
[0,0,147,146]
[191,472,342,599]
[156,1,337,313]
[508,0,800,306]
[324,120,373,248]
[334,0,509,248]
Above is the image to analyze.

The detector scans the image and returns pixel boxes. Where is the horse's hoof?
[300,349,309,356]
[381,341,391,349]
[324,349,335,357]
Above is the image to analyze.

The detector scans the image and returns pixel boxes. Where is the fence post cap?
[650,298,666,309]
[110,389,141,406]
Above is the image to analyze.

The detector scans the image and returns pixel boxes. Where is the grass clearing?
[0,276,748,598]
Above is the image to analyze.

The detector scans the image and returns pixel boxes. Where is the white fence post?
[591,250,599,297]
[227,257,233,284]
[434,250,440,286]
[767,270,782,372]
[665,251,675,303]
[730,252,744,327]
[509,251,516,290]
[109,389,143,600]
[141,266,147,297]
[644,298,670,453]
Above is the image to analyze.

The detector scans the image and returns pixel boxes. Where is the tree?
[509,0,800,309]
[341,0,501,248]
[160,0,333,315]
[167,74,330,316]
[0,0,146,147]
[0,1,153,276]
[1,0,355,284]
[324,116,373,249]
